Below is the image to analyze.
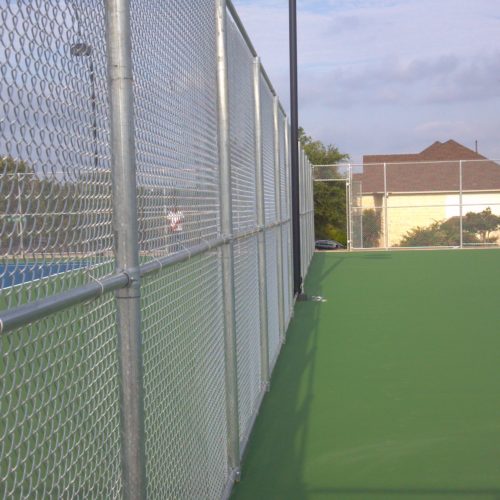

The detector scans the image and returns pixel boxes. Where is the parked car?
[315,239,345,250]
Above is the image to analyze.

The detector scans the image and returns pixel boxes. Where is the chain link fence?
[314,160,500,250]
[0,1,315,498]
[300,150,315,274]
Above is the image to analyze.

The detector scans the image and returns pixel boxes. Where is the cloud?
[299,51,500,109]
[231,0,500,161]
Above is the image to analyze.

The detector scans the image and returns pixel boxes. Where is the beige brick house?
[353,140,500,247]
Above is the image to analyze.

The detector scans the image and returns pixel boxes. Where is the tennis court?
[0,262,89,289]
[232,249,500,500]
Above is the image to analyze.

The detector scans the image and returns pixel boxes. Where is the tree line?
[0,156,112,255]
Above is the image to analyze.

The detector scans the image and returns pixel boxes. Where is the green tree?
[299,128,349,243]
[362,209,382,247]
[463,208,500,243]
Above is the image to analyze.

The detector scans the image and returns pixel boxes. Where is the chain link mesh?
[278,110,288,221]
[227,14,257,235]
[130,0,220,260]
[0,295,122,499]
[0,2,317,498]
[345,159,500,249]
[141,252,228,499]
[461,160,500,247]
[299,151,314,277]
[0,1,113,311]
[265,227,280,367]
[282,222,291,325]
[233,236,261,445]
[260,77,277,226]
[0,3,121,498]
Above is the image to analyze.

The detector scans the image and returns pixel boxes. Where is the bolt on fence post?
[215,0,241,475]
[105,1,147,498]
[253,57,270,390]
[273,97,285,343]
[459,160,463,249]
[383,162,389,250]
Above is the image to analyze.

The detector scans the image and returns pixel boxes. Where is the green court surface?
[232,250,500,500]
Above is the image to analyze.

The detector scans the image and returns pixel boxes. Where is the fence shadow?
[232,254,344,499]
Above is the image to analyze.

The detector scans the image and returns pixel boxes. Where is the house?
[353,140,500,247]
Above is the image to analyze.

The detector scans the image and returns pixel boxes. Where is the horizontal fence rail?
[314,160,500,251]
[0,1,315,499]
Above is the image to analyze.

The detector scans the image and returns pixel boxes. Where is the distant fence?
[314,160,500,250]
[0,1,314,499]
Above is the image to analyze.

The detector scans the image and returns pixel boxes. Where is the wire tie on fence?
[151,255,163,271]
[201,237,214,250]
[87,271,105,297]
[180,243,192,260]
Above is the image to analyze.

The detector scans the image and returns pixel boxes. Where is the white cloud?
[231,0,500,161]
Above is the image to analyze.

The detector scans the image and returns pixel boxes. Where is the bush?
[399,208,500,247]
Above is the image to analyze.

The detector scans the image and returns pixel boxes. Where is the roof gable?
[357,140,500,193]
[419,140,487,161]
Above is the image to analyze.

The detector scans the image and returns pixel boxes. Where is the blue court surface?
[0,261,88,289]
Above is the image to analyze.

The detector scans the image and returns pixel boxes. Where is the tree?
[298,128,349,243]
[299,127,347,166]
[362,209,382,247]
[463,208,500,243]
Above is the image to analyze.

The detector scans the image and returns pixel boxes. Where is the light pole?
[70,42,98,257]
[15,179,24,253]
[70,42,98,169]
[289,0,303,296]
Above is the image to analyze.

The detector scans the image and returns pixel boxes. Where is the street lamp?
[71,41,98,256]
[70,42,98,169]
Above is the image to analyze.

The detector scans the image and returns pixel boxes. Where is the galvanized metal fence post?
[459,160,464,248]
[253,57,270,390]
[347,164,352,251]
[298,146,301,270]
[383,162,389,250]
[215,0,241,476]
[284,117,294,315]
[273,97,285,342]
[105,1,146,498]
[307,159,316,260]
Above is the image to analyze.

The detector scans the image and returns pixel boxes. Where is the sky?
[231,0,500,163]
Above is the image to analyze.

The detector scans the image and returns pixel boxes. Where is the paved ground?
[232,249,500,500]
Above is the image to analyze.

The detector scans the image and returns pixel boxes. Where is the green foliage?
[463,208,500,243]
[299,128,349,243]
[0,156,32,174]
[299,127,347,166]
[399,208,500,247]
[313,182,347,244]
[362,209,382,247]
[400,221,460,247]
